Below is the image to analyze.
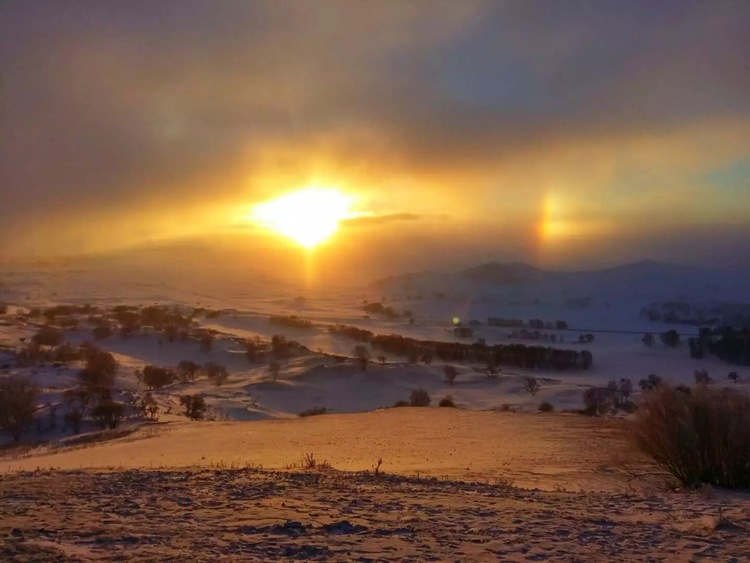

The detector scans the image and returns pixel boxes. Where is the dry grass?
[634,385,750,488]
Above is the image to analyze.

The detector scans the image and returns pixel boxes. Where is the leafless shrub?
[634,384,750,488]
[539,401,554,412]
[438,395,456,407]
[299,406,329,417]
[300,452,330,470]
[409,388,431,407]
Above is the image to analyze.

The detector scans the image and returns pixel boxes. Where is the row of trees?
[641,330,681,348]
[269,315,314,330]
[330,324,593,370]
[688,327,750,365]
[487,318,569,330]
[370,334,593,371]
[136,361,229,389]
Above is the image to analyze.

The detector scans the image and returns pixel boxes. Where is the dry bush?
[438,395,456,407]
[634,384,750,488]
[299,452,331,470]
[410,388,431,407]
[299,406,329,417]
[539,401,554,412]
[301,452,317,469]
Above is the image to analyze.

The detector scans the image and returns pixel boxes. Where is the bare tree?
[352,345,371,371]
[141,393,159,420]
[443,365,458,386]
[0,377,39,441]
[525,377,540,396]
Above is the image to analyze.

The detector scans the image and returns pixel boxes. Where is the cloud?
[1,1,749,266]
[342,213,423,228]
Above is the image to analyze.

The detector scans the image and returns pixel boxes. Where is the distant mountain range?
[372,260,750,302]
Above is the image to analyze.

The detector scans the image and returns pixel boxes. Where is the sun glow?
[250,187,354,248]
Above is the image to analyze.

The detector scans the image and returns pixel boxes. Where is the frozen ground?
[1,260,749,560]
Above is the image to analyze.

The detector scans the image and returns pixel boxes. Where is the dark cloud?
[1,1,749,264]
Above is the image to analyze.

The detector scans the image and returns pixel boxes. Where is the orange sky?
[1,2,749,273]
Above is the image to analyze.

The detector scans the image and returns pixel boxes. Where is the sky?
[2,1,750,277]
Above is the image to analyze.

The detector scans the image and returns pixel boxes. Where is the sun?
[250,187,354,248]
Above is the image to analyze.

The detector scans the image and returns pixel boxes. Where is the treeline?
[328,324,592,370]
[689,327,750,366]
[24,304,225,337]
[269,315,314,330]
[487,317,569,330]
[363,302,400,319]
[641,301,750,327]
[329,324,373,342]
